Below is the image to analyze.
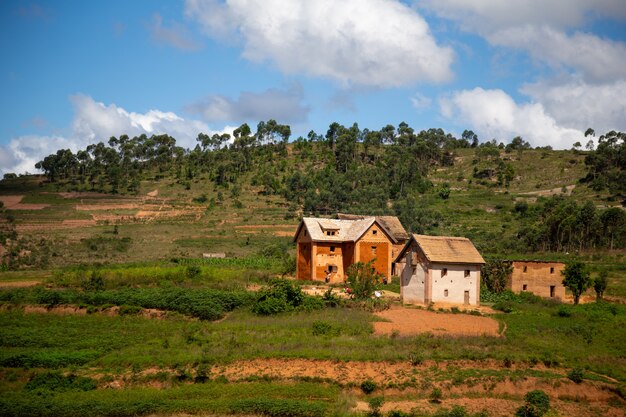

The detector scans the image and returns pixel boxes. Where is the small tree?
[346,260,382,300]
[594,270,608,301]
[561,262,592,305]
[515,390,550,417]
[481,259,513,293]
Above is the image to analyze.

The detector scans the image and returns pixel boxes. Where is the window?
[371,246,377,254]
[444,289,449,297]
[550,285,555,298]
[372,230,378,235]
[464,270,470,277]
[523,284,528,291]
[441,268,448,277]
[330,246,335,253]
[304,230,307,237]
[523,266,527,273]
[328,265,338,273]
[550,267,554,274]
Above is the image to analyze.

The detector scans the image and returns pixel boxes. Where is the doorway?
[464,290,470,305]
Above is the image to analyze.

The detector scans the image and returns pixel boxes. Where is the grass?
[0,380,336,417]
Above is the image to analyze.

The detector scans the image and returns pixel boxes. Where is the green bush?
[311,321,340,337]
[118,305,142,315]
[367,396,384,417]
[360,380,377,394]
[515,390,550,417]
[567,367,584,383]
[24,371,97,392]
[252,279,304,315]
[430,387,443,403]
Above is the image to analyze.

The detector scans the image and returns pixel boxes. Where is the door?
[464,290,470,305]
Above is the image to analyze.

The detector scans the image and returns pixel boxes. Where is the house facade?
[336,213,410,275]
[294,216,400,283]
[395,234,485,306]
[507,260,565,299]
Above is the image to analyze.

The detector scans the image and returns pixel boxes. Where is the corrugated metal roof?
[412,234,485,264]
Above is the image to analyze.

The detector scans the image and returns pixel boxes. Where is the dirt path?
[373,306,500,337]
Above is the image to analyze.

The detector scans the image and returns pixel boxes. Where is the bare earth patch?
[373,306,500,337]
[520,184,575,197]
[0,195,49,210]
[0,280,41,288]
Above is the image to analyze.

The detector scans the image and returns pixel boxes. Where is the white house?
[395,234,485,306]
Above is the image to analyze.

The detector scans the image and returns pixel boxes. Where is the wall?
[356,223,393,279]
[430,264,480,305]
[509,261,565,299]
[295,227,312,281]
[314,242,347,283]
[400,247,427,304]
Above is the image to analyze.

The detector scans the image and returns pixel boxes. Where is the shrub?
[515,390,550,417]
[252,279,304,315]
[25,371,97,392]
[367,396,384,417]
[430,387,443,403]
[118,304,142,315]
[493,300,515,313]
[311,321,340,337]
[556,305,572,317]
[567,367,584,384]
[346,261,382,300]
[185,265,201,279]
[361,380,377,394]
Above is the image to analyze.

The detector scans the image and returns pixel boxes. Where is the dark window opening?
[522,284,528,291]
[550,285,555,298]
[330,246,335,253]
[442,268,448,277]
[550,267,555,274]
[523,266,527,273]
[372,230,378,235]
[327,265,338,273]
[444,289,448,297]
[464,270,470,277]
[371,246,377,254]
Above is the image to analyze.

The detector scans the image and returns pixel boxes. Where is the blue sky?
[1,0,625,174]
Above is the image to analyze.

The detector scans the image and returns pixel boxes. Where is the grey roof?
[295,217,397,243]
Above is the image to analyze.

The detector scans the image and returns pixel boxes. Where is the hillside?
[0,125,624,295]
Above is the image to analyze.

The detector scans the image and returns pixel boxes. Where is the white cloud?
[488,26,626,83]
[148,13,202,51]
[185,0,454,87]
[410,93,432,111]
[187,84,310,123]
[521,79,626,134]
[0,95,218,176]
[439,87,583,148]
[419,0,626,84]
[419,0,626,33]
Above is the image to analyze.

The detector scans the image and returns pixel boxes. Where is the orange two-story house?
[294,216,400,283]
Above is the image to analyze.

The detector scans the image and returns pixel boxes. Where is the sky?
[1,0,625,175]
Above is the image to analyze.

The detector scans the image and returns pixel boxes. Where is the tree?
[481,260,513,293]
[594,270,608,301]
[346,260,382,300]
[561,262,592,304]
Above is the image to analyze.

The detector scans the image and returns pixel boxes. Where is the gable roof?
[294,217,398,244]
[336,213,409,242]
[395,234,485,264]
